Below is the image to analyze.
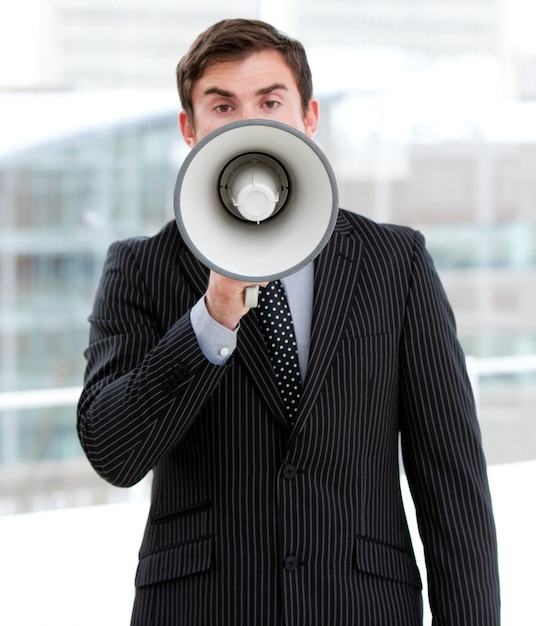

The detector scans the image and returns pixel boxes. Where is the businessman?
[78,18,500,625]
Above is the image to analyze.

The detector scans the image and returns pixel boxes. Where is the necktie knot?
[257,280,302,425]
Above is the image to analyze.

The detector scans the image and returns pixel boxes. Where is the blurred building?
[0,92,183,512]
[1,0,535,513]
[0,1,529,93]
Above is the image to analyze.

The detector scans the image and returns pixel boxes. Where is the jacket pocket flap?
[135,536,213,588]
[354,536,422,589]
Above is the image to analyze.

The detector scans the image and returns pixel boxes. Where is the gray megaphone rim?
[174,118,339,282]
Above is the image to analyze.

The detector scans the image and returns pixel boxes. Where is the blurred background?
[0,0,534,623]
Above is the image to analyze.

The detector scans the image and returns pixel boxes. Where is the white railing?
[1,355,535,413]
[0,386,81,411]
[0,386,83,467]
[466,354,536,407]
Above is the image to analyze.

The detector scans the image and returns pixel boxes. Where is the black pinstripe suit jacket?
[78,209,500,625]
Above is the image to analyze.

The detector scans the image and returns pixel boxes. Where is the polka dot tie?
[256,280,302,425]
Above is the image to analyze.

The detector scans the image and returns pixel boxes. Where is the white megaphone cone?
[174,119,338,306]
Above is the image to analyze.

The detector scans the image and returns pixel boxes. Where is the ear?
[303,98,320,139]
[179,111,196,147]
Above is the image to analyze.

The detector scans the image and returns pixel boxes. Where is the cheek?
[194,117,231,141]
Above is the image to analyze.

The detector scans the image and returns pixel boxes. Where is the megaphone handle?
[244,285,260,308]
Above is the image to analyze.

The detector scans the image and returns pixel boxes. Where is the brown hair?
[176,19,313,121]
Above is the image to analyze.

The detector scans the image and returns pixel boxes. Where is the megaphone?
[174,119,338,306]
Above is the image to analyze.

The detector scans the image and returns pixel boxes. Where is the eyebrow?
[256,83,289,96]
[203,83,289,98]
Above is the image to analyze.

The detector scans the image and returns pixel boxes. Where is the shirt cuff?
[190,297,238,365]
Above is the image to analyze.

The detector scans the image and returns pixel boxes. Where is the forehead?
[193,50,298,94]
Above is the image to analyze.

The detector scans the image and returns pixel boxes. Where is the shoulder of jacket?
[108,220,183,254]
[338,208,422,246]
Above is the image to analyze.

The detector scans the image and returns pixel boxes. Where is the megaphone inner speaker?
[219,153,290,224]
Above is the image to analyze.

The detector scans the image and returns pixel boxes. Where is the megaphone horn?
[174,119,339,306]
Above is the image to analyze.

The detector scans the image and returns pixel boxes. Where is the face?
[179,49,319,147]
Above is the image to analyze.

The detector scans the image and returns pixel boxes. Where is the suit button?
[284,556,298,571]
[174,363,189,378]
[282,464,297,480]
[161,381,173,394]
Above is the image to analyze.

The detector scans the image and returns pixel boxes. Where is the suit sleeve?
[399,233,500,625]
[77,240,229,488]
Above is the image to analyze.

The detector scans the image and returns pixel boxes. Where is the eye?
[263,100,280,110]
[215,103,233,113]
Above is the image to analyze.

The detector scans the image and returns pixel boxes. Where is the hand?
[205,271,267,330]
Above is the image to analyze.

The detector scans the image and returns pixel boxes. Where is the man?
[78,18,500,625]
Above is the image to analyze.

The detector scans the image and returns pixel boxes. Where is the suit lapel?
[293,213,363,432]
[177,245,209,298]
[177,242,290,429]
[239,213,363,434]
[236,313,291,429]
